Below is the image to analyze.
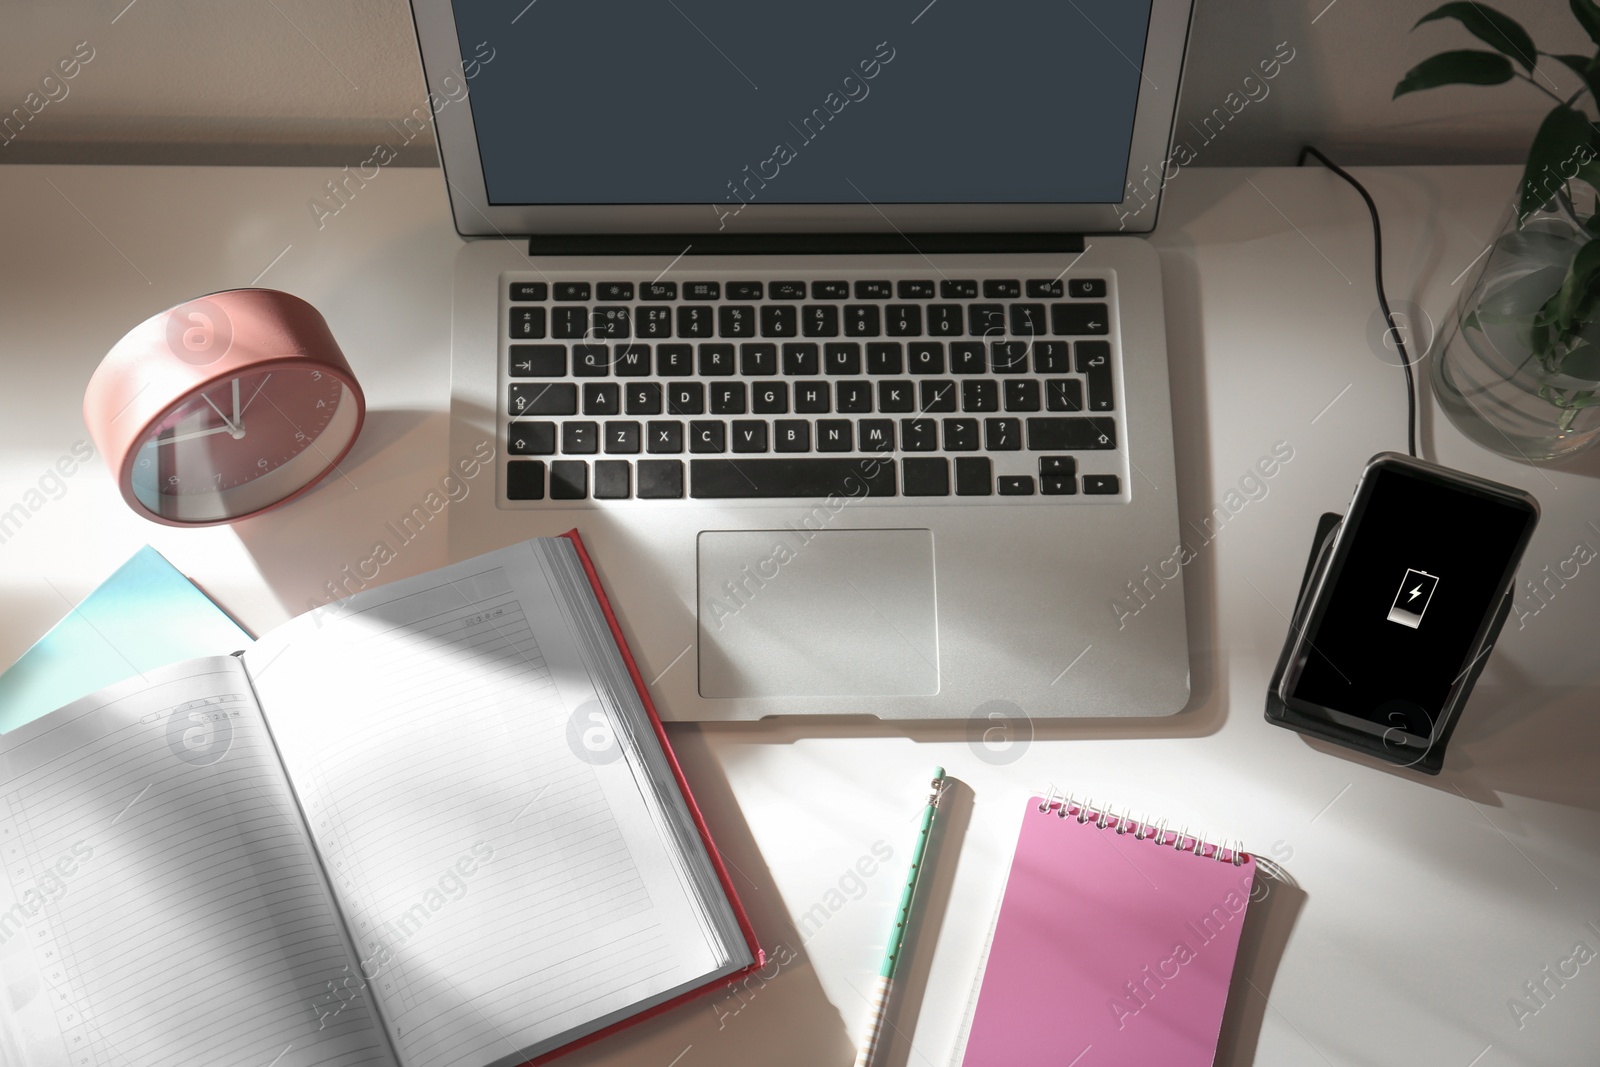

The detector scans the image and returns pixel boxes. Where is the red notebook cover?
[517,531,766,1065]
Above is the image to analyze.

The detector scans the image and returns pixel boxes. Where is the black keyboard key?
[698,344,735,375]
[774,420,811,452]
[594,460,630,499]
[1026,417,1118,450]
[782,343,820,375]
[985,417,1022,451]
[554,282,589,301]
[927,305,963,336]
[593,306,629,339]
[990,342,1030,373]
[1069,278,1107,298]
[907,342,945,374]
[1033,340,1071,373]
[968,304,1006,337]
[837,380,873,413]
[668,382,704,414]
[943,418,979,451]
[1046,379,1084,412]
[719,305,756,338]
[855,280,892,299]
[677,305,714,338]
[824,343,862,375]
[684,282,720,300]
[510,382,577,416]
[919,380,957,413]
[941,279,978,299]
[573,344,611,376]
[604,421,640,454]
[812,281,849,299]
[962,379,998,412]
[753,381,788,413]
[1052,302,1110,335]
[955,456,992,496]
[770,281,806,299]
[760,304,797,337]
[613,343,651,376]
[584,382,621,415]
[900,418,938,451]
[795,382,830,413]
[647,421,684,453]
[690,421,725,453]
[506,459,546,499]
[638,307,672,338]
[562,421,598,454]
[741,343,777,376]
[999,475,1035,496]
[859,420,895,451]
[802,305,839,337]
[1040,456,1077,476]
[1010,303,1046,335]
[983,279,1021,298]
[816,419,852,452]
[866,343,903,375]
[1083,474,1121,494]
[710,381,746,414]
[727,281,763,300]
[597,282,633,301]
[552,307,588,338]
[510,307,546,339]
[657,344,693,375]
[1042,473,1078,495]
[1004,379,1041,412]
[844,305,881,337]
[1026,279,1064,298]
[510,281,548,301]
[509,344,564,377]
[898,280,935,299]
[731,420,768,452]
[508,421,556,455]
[690,457,896,498]
[903,457,949,496]
[886,304,922,336]
[1077,340,1115,411]
[879,380,915,412]
[641,281,676,300]
[638,459,685,497]
[950,342,987,374]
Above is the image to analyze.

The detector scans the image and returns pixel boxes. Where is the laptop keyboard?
[499,273,1125,504]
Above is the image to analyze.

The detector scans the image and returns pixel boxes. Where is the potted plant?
[1396,1,1600,459]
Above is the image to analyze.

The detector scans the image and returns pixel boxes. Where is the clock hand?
[236,373,274,421]
[199,390,240,435]
[156,424,236,446]
[231,377,241,429]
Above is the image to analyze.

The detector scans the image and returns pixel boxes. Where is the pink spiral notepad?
[957,795,1256,1067]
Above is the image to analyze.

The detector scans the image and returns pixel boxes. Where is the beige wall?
[0,0,1590,168]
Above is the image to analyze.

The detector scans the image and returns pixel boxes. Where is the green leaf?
[1550,53,1600,103]
[1553,237,1600,328]
[1415,4,1538,72]
[1518,106,1599,220]
[1572,0,1600,48]
[1393,50,1515,98]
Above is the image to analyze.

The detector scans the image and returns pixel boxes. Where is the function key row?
[509,278,1108,303]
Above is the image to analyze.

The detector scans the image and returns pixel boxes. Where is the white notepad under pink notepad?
[956,795,1257,1067]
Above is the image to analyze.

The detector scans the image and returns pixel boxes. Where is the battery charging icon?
[1387,569,1439,629]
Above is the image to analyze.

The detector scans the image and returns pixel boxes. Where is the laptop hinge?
[525,232,1086,256]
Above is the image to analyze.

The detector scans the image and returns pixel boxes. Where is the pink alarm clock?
[84,289,365,526]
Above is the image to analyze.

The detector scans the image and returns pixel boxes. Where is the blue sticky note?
[0,546,252,733]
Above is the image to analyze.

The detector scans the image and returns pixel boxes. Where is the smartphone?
[1277,453,1538,752]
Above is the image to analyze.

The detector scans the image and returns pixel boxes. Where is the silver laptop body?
[411,0,1196,722]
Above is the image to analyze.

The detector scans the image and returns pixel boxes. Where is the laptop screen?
[451,0,1153,208]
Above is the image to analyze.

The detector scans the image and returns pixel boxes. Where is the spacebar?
[690,458,898,498]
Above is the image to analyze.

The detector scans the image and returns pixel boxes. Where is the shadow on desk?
[1216,857,1304,1067]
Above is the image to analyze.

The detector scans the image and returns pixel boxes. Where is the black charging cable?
[1296,145,1419,459]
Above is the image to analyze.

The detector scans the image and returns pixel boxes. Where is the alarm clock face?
[128,363,361,523]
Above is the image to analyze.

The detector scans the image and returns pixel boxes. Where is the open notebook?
[0,535,758,1067]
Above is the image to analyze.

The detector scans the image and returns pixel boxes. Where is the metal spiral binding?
[1038,791,1248,866]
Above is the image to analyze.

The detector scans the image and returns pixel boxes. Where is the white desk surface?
[1,163,1596,1067]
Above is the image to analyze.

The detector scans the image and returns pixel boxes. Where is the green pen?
[853,767,948,1067]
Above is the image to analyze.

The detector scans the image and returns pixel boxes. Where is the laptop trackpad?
[697,529,938,698]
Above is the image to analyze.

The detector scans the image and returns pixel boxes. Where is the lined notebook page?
[245,541,741,1067]
[0,657,393,1067]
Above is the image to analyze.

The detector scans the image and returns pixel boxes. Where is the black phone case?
[1263,511,1514,775]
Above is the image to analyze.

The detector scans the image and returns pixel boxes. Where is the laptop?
[409,0,1195,722]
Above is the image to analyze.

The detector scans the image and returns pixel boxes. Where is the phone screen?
[1284,461,1536,737]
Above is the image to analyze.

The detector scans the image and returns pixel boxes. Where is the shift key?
[1025,416,1117,450]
